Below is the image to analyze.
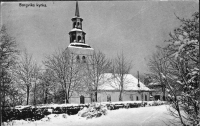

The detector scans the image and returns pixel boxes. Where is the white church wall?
[69,91,150,104]
[97,91,119,102]
[69,91,91,104]
[121,92,150,101]
[97,91,150,102]
[69,97,80,104]
[69,97,91,104]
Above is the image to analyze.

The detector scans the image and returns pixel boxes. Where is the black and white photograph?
[0,0,199,126]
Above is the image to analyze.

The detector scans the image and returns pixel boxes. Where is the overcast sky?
[1,1,199,75]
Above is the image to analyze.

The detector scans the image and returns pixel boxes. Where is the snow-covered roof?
[98,73,151,91]
[148,82,161,86]
[37,104,86,109]
[71,16,83,20]
[68,43,93,49]
[67,43,94,55]
[69,28,84,32]
[15,105,32,110]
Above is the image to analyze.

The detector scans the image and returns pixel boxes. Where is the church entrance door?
[80,95,85,104]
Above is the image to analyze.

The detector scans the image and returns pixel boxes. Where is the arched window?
[82,56,86,63]
[136,96,139,101]
[70,36,72,43]
[77,22,80,28]
[91,94,95,102]
[76,55,80,63]
[130,94,133,101]
[107,94,111,102]
[80,95,85,104]
[72,34,76,42]
[78,36,81,42]
[80,22,82,29]
[73,22,76,28]
[82,35,85,43]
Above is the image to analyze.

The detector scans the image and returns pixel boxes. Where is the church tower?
[67,1,93,63]
[69,1,85,43]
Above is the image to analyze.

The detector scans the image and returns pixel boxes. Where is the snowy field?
[4,105,177,126]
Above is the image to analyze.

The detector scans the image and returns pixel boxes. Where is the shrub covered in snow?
[41,117,51,122]
[78,103,107,119]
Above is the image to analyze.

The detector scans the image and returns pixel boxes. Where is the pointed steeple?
[69,1,85,43]
[75,1,80,17]
[67,1,94,65]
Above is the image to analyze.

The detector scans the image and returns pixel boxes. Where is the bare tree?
[44,49,82,103]
[0,25,18,124]
[111,52,132,101]
[32,63,41,106]
[14,50,37,105]
[85,50,111,102]
[39,68,57,104]
[147,47,170,101]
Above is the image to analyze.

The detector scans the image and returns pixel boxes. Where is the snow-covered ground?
[4,105,177,126]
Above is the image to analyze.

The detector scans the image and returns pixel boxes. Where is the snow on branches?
[164,12,200,126]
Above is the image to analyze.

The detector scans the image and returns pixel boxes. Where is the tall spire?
[75,1,80,17]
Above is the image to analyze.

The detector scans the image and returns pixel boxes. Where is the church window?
[73,22,76,28]
[80,22,82,28]
[78,36,82,42]
[70,36,72,43]
[82,36,85,43]
[91,94,95,102]
[77,22,80,27]
[136,96,139,101]
[72,34,76,42]
[76,55,80,63]
[82,56,86,63]
[107,94,111,102]
[130,94,133,101]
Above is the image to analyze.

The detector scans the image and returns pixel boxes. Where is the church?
[66,1,151,104]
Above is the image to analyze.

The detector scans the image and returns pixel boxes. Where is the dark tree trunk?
[65,97,69,103]
[95,87,98,102]
[64,83,69,104]
[0,71,3,125]
[64,88,69,104]
[119,90,123,101]
[90,93,93,103]
[44,88,48,104]
[119,81,123,101]
[162,85,166,101]
[2,82,6,108]
[34,83,36,106]
[66,90,69,103]
[27,85,29,105]
[0,82,2,125]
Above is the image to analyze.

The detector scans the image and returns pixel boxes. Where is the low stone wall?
[2,101,166,122]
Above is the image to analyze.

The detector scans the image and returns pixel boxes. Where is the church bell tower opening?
[67,1,94,65]
[69,1,86,44]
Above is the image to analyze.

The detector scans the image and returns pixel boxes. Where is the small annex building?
[69,73,151,104]
[96,73,151,102]
[147,82,167,101]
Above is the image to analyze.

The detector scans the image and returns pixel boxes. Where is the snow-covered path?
[10,105,175,126]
